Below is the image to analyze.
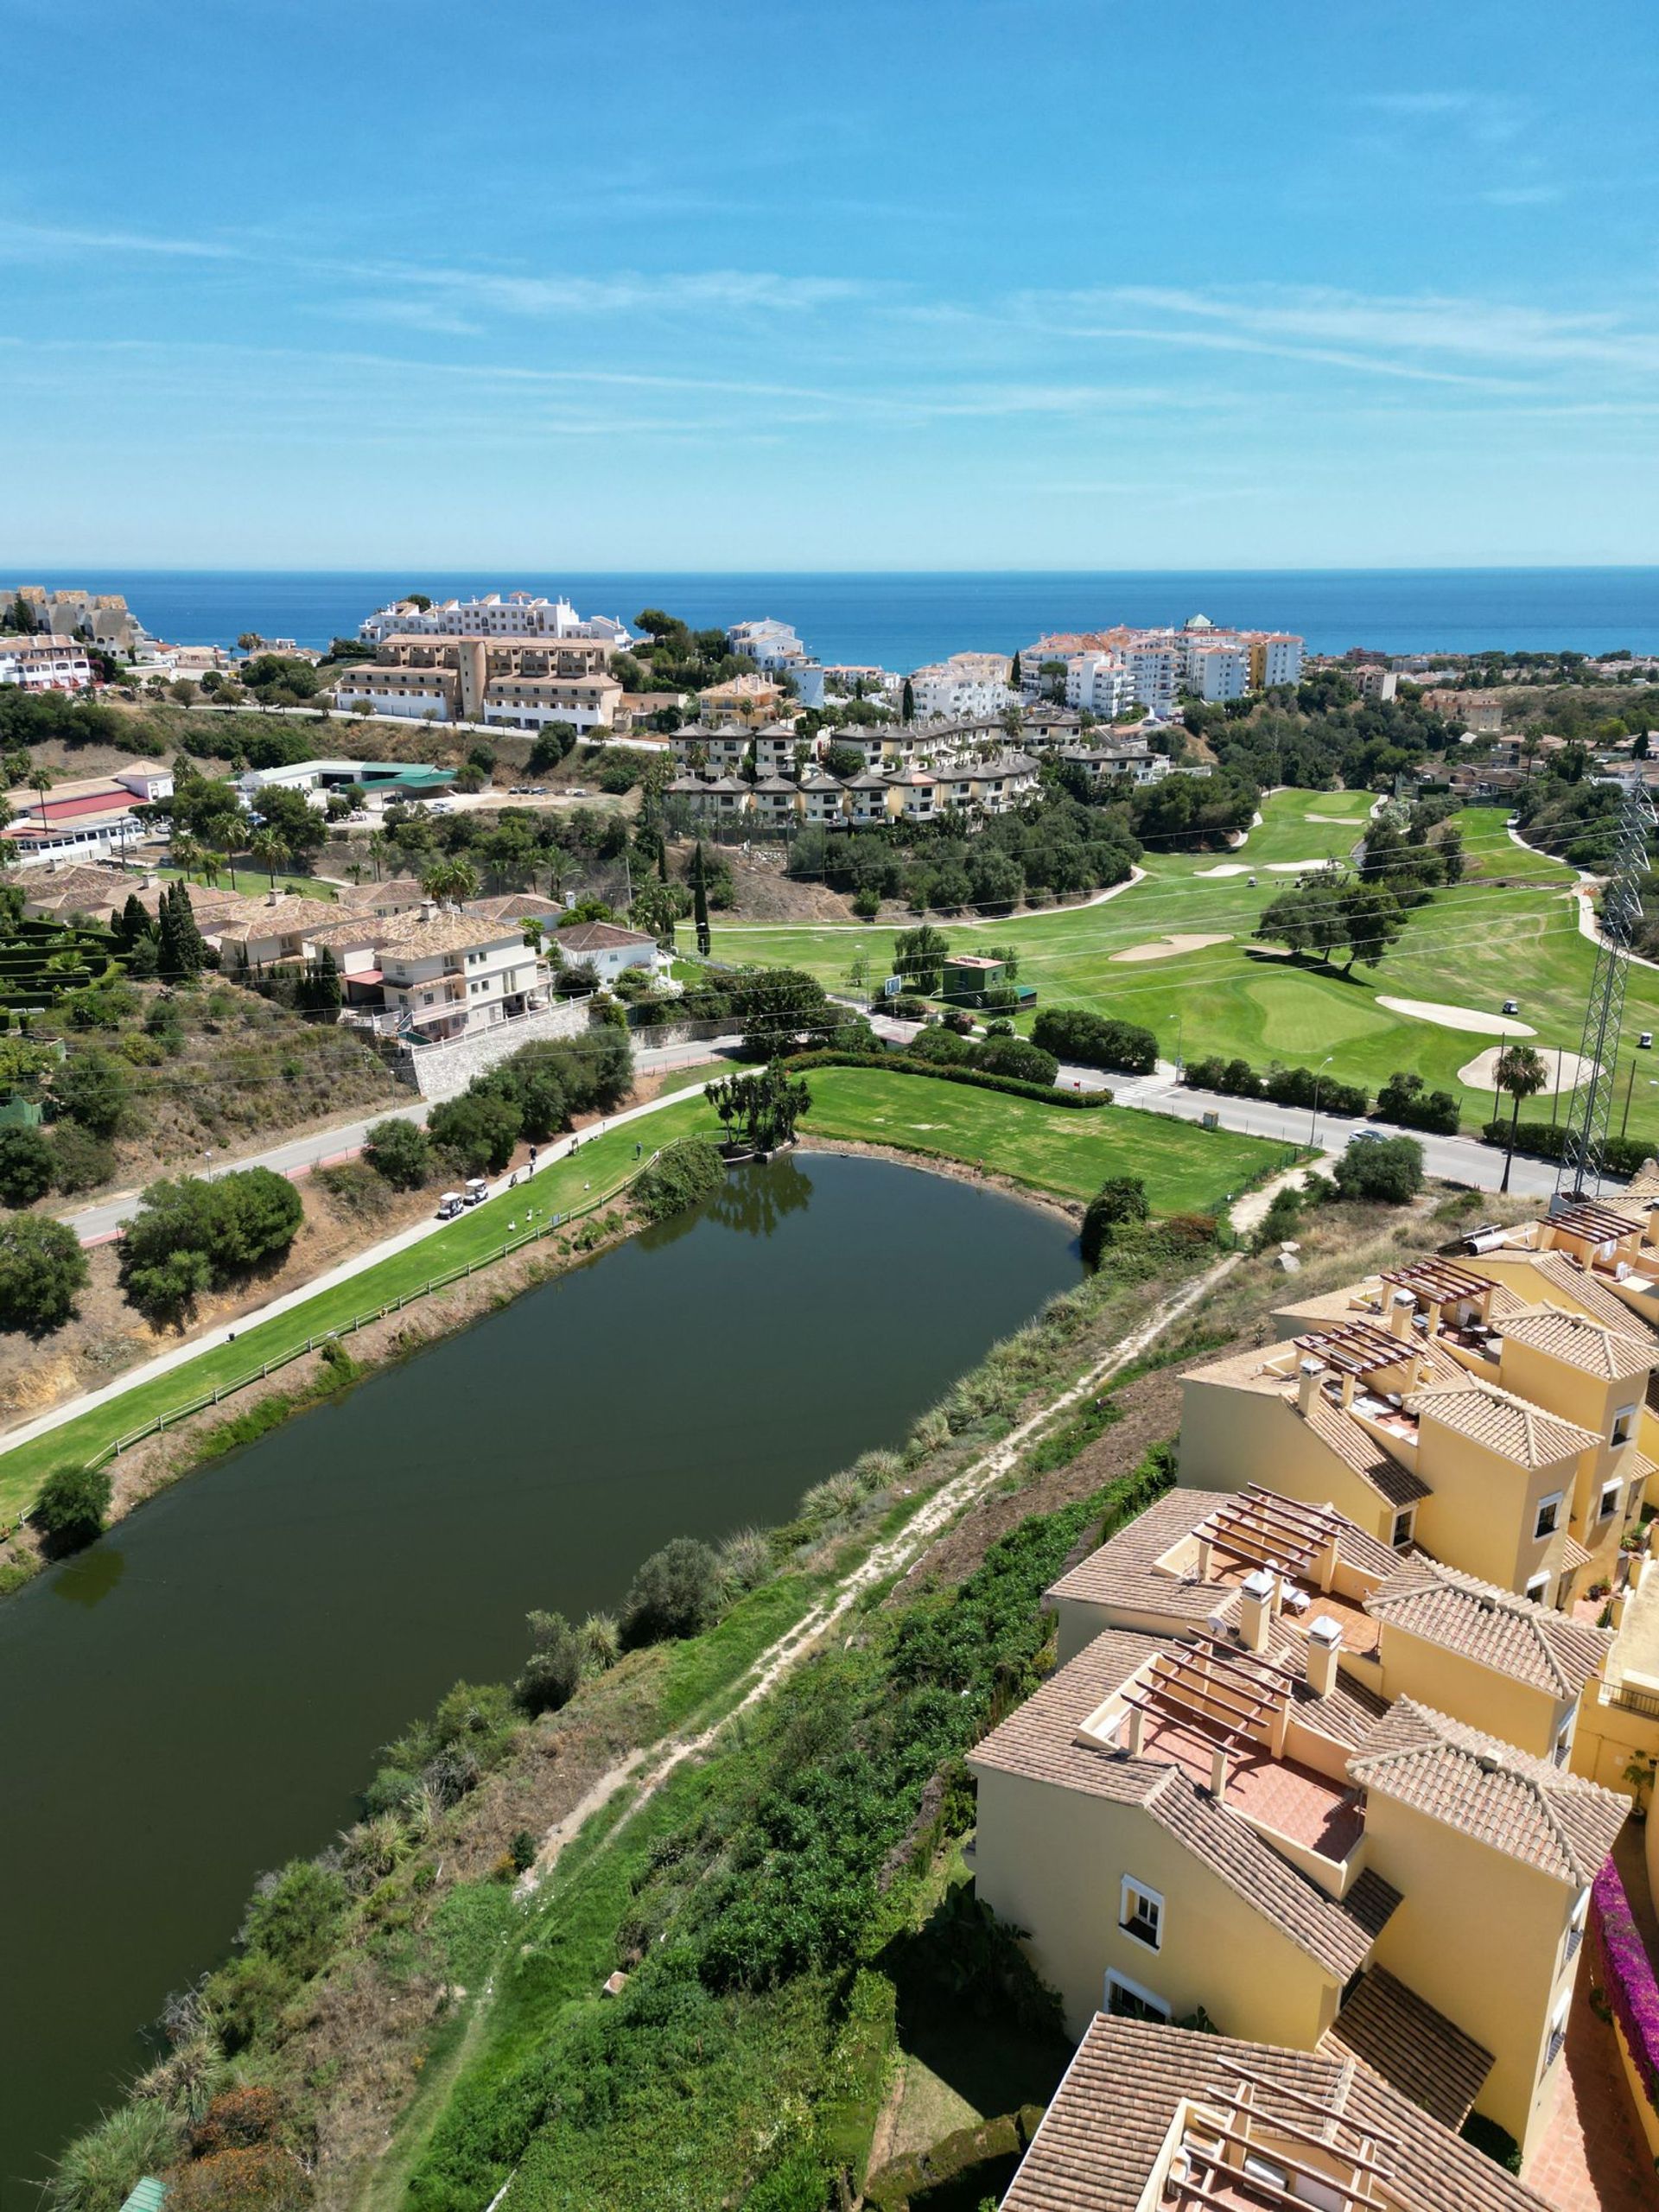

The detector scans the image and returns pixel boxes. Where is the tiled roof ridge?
[1363,1560,1609,1698]
[1405,1375,1600,1456]
[1499,1302,1656,1372]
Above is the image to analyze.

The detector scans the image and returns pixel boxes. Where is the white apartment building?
[907,652,1015,720]
[357,592,632,647]
[1251,631,1305,686]
[0,633,92,692]
[375,908,550,1045]
[1352,664,1399,702]
[334,636,621,734]
[1128,641,1182,718]
[727,617,804,667]
[1065,652,1136,717]
[1186,641,1249,702]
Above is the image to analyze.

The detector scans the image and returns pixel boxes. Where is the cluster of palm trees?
[704,1065,812,1155]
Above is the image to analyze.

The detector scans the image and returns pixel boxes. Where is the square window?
[1391,1510,1416,1550]
[1105,1971,1169,2024]
[1120,1878,1164,1951]
[1535,1493,1563,1541]
[1613,1408,1636,1446]
[1526,1571,1551,1605]
[1599,1480,1622,1522]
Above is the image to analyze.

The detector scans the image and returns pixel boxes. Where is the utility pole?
[1557,785,1655,1204]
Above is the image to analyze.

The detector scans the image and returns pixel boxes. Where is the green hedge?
[1479,1119,1653,1179]
[783,1050,1115,1109]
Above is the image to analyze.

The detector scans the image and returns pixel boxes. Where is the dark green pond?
[0,1153,1077,2196]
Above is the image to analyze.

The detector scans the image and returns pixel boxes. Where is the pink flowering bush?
[1592,1859,1659,2110]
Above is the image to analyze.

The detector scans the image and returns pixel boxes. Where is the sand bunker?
[1458,1046,1598,1095]
[1109,933,1232,964]
[1267,859,1338,874]
[1194,862,1249,878]
[1305,811,1359,823]
[1377,996,1537,1038]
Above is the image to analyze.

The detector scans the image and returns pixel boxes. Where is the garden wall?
[402,996,592,1102]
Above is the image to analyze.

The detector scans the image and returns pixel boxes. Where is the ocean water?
[4,567,1659,666]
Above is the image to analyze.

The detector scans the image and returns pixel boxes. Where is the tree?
[0,1213,90,1329]
[364,1116,432,1189]
[421,857,480,906]
[297,944,341,1014]
[170,834,204,881]
[1080,1176,1150,1270]
[1010,651,1023,690]
[250,828,290,887]
[515,1610,584,1714]
[631,878,678,947]
[1493,1043,1548,1192]
[120,1168,304,1318]
[0,1124,54,1205]
[54,1049,130,1138]
[823,741,865,779]
[1333,880,1403,971]
[156,880,206,981]
[901,677,915,724]
[619,1536,724,1648]
[428,1090,522,1175]
[893,922,950,994]
[114,893,150,952]
[690,840,712,957]
[1332,1135,1424,1205]
[31,1463,112,1552]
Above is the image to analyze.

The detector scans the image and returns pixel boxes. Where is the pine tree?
[901,677,915,724]
[156,884,183,980]
[173,881,207,976]
[116,893,148,952]
[691,841,711,957]
[1010,651,1023,690]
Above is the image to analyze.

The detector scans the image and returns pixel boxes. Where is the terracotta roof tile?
[1405,1381,1599,1470]
[1499,1305,1656,1382]
[1319,1966,1494,2127]
[1364,1560,1611,1697]
[1301,1393,1432,1507]
[1002,2015,1551,2212]
[1348,1698,1627,1882]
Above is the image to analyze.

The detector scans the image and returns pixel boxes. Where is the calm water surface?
[0,1154,1076,2197]
[6,566,1658,661]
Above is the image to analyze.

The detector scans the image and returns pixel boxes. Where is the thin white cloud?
[0,217,245,260]
[1356,91,1529,145]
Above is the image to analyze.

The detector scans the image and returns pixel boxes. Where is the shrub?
[364,1116,433,1190]
[515,1609,584,1714]
[1478,1118,1652,1178]
[120,1168,303,1316]
[1032,1007,1158,1074]
[46,2100,183,2212]
[427,1091,523,1176]
[48,1123,116,1196]
[315,1160,392,1224]
[784,1049,1112,1112]
[851,887,881,919]
[190,2087,283,2158]
[1376,1070,1460,1135]
[634,1136,724,1223]
[168,2146,309,2212]
[1592,1859,1659,2124]
[54,1047,131,1136]
[1332,1135,1424,1204]
[32,1462,112,1551]
[620,1536,725,1648]
[1080,1176,1151,1270]
[241,1859,351,1980]
[0,1212,90,1327]
[1262,1062,1368,1117]
[0,1122,54,1205]
[973,1035,1058,1087]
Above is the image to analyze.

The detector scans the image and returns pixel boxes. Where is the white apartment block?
[1187,641,1249,702]
[1128,641,1182,718]
[727,617,804,667]
[1065,652,1136,717]
[0,632,92,692]
[907,652,1015,721]
[334,636,621,734]
[357,592,632,648]
[375,908,550,1045]
[1018,619,1304,711]
[1352,664,1399,701]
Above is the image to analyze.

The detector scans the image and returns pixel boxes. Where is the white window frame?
[1104,1968,1171,2024]
[1526,1570,1551,1605]
[1599,1477,1623,1523]
[1544,1990,1570,2070]
[1119,1875,1165,1952]
[1391,1507,1416,1550]
[1613,1404,1637,1447]
[1534,1491,1565,1542]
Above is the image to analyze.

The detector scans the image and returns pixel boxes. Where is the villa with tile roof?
[1001,2014,1554,2212]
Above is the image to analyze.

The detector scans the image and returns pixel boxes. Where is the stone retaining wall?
[402,995,592,1102]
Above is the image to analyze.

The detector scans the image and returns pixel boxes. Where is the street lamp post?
[1309,1054,1335,1148]
[1170,1009,1185,1078]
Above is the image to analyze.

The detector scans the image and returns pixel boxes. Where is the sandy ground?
[1377,996,1537,1037]
[1194,862,1249,877]
[1305,811,1358,823]
[1266,859,1338,874]
[1109,933,1232,963]
[1458,1046,1598,1094]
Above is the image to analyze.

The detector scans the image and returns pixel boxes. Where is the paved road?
[56,1032,740,1245]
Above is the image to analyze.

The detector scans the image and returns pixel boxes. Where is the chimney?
[265,887,278,907]
[1389,1289,1415,1341]
[1340,1370,1356,1409]
[1209,1742,1231,1798]
[1297,1357,1325,1414]
[1125,1705,1147,1756]
[1238,1568,1276,1653]
[1306,1615,1343,1697]
[420,899,436,921]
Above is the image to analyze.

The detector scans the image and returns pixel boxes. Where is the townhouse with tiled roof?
[1001,2014,1554,2212]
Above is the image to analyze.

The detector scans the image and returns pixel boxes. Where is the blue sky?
[4,0,1656,569]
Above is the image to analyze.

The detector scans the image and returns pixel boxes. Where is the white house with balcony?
[375,907,550,1044]
[551,919,659,984]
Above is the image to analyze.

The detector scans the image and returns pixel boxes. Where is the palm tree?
[170,833,203,881]
[217,829,240,893]
[344,860,367,887]
[367,831,389,882]
[199,849,221,889]
[420,857,480,906]
[1494,1043,1548,1192]
[250,828,289,887]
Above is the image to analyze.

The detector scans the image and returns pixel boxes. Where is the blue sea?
[4,568,1658,665]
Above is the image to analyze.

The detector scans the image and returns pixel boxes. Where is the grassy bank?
[799,1065,1293,1209]
[0,1096,717,1521]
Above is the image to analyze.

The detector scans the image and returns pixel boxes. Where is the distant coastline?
[3,565,1658,664]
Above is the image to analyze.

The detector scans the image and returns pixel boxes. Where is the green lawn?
[0,1096,720,1520]
[162,864,342,902]
[706,790,1659,1146]
[799,1065,1294,1209]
